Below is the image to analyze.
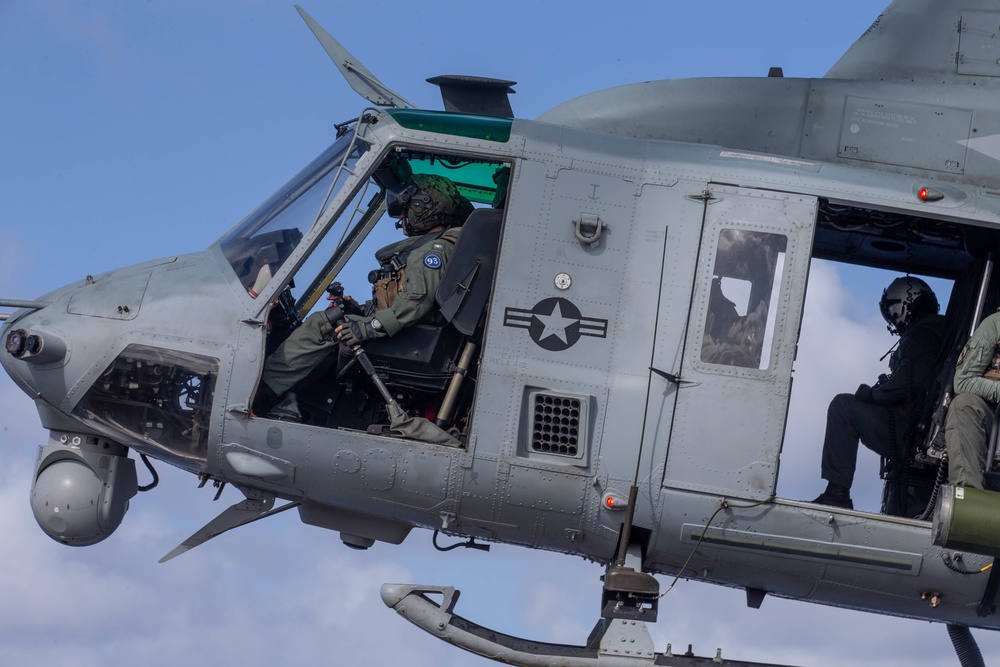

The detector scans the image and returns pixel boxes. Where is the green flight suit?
[365,228,460,336]
[946,311,1000,489]
[262,227,460,396]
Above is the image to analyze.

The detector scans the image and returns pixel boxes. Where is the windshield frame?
[217,122,379,307]
[218,108,518,327]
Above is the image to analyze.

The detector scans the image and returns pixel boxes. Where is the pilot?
[944,310,1000,490]
[811,277,946,509]
[251,174,474,417]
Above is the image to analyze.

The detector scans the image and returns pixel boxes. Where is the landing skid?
[380,583,800,667]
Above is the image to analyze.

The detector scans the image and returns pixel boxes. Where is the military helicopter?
[7,1,1000,665]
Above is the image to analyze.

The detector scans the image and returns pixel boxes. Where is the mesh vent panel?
[531,394,581,457]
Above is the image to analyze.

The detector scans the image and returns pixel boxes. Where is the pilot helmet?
[879,276,938,335]
[386,174,473,234]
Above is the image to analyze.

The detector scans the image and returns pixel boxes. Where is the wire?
[659,495,775,599]
[137,453,159,492]
[942,551,992,576]
[432,530,490,552]
[918,454,948,521]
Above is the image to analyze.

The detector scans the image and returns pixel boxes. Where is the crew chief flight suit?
[821,313,947,490]
[945,311,1000,489]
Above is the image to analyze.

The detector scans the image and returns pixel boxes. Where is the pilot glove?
[854,383,876,403]
[336,318,385,347]
[325,281,364,316]
[324,305,346,327]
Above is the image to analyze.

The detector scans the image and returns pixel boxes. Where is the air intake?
[526,390,590,462]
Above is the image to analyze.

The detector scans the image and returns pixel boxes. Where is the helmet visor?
[386,183,419,219]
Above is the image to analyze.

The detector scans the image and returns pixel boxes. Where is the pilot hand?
[854,383,876,403]
[324,283,363,316]
[336,318,385,347]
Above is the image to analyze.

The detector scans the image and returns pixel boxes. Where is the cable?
[941,551,992,576]
[918,454,948,521]
[659,495,775,599]
[137,453,159,492]
[432,530,490,553]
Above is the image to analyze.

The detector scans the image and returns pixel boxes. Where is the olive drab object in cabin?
[984,344,1000,381]
[369,230,458,311]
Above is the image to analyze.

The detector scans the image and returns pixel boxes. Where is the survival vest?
[371,229,458,310]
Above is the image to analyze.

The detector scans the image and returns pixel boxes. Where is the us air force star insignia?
[423,253,442,269]
[503,297,609,351]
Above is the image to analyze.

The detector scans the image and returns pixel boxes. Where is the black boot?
[811,483,853,510]
[251,383,280,417]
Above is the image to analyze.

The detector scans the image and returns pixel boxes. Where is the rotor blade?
[295,5,414,109]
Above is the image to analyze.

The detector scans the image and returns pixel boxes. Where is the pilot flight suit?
[260,227,461,397]
[820,313,947,492]
[945,311,1000,489]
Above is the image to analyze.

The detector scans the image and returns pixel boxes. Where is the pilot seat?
[300,207,503,433]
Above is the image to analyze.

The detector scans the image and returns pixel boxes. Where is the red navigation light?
[602,493,626,510]
[917,186,945,202]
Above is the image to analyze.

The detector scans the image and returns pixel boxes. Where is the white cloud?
[1,3,996,665]
[779,260,907,511]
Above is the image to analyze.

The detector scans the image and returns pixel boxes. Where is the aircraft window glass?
[219,134,371,294]
[701,229,788,370]
[73,345,218,471]
[257,148,510,436]
[285,176,384,319]
[290,151,510,319]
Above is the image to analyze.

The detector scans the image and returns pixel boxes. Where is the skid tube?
[380,583,799,667]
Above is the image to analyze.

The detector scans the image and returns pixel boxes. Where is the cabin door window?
[701,229,787,371]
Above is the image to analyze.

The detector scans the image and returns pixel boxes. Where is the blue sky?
[2,2,998,666]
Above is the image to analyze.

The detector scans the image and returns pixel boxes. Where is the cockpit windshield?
[249,139,512,440]
[219,133,371,294]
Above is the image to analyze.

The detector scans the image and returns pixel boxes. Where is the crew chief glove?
[336,318,385,347]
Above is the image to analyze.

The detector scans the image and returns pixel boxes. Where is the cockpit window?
[74,345,218,472]
[219,133,371,293]
[284,149,510,320]
[398,154,509,207]
[252,144,511,440]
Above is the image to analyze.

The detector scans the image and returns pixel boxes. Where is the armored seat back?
[362,207,503,391]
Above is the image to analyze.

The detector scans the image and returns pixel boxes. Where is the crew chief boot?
[811,483,853,510]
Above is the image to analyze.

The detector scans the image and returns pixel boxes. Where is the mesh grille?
[531,394,581,457]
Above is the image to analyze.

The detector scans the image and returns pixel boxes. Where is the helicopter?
[6,1,1000,666]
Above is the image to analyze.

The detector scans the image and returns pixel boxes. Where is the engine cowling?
[30,433,138,546]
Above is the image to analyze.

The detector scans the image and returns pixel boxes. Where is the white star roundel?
[503,297,608,351]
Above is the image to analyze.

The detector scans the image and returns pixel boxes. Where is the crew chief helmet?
[879,276,938,335]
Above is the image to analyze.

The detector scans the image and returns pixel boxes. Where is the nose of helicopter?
[1,263,141,404]
[1,250,234,473]
[1,300,73,409]
[0,250,232,424]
